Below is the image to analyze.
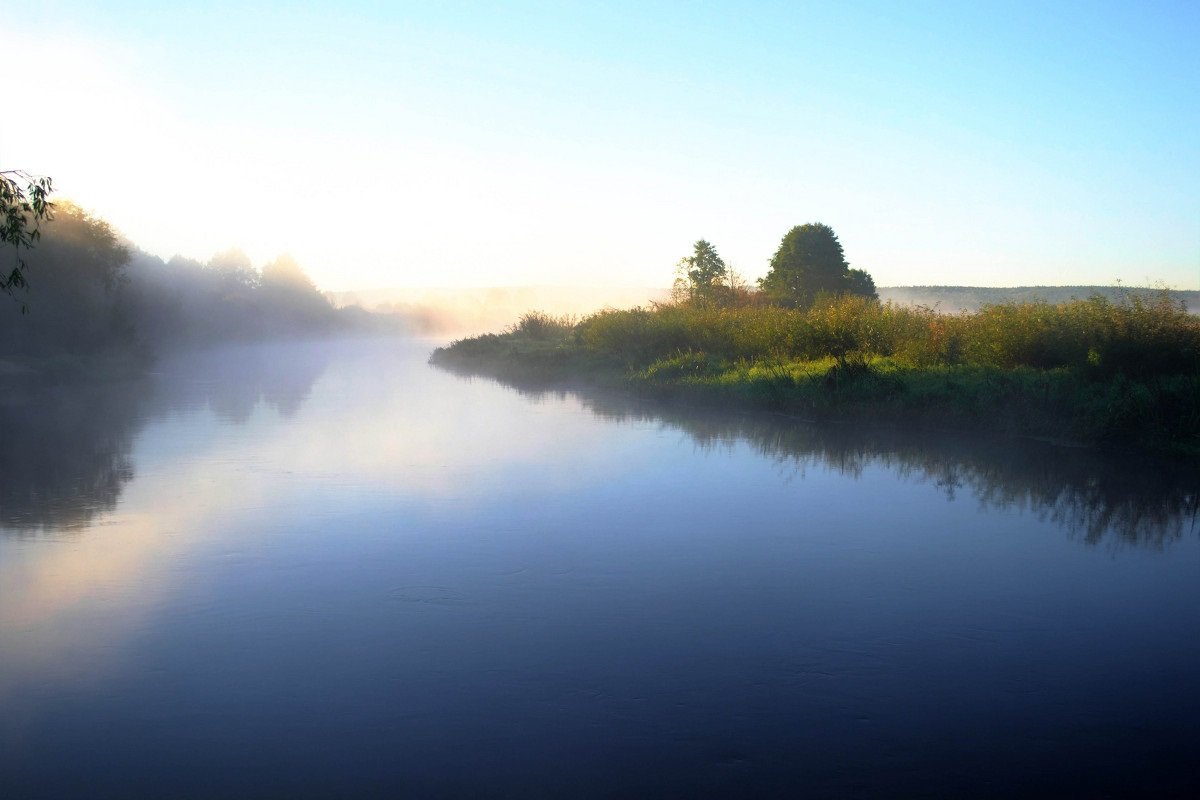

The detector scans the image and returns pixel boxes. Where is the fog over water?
[328,285,1200,338]
[2,338,1198,797]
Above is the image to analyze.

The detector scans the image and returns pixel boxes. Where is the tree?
[673,239,728,305]
[36,201,131,290]
[758,222,876,307]
[207,247,260,290]
[261,253,316,292]
[845,267,878,301]
[260,253,335,332]
[1,170,54,308]
[0,201,133,356]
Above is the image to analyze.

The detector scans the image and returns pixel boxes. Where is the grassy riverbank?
[430,294,1200,453]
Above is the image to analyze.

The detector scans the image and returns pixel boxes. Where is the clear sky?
[3,1,1197,290]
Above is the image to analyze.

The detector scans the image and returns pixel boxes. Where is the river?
[2,338,1198,798]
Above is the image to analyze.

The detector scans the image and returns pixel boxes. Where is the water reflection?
[0,381,140,531]
[439,367,1200,549]
[3,342,1199,797]
[154,342,330,423]
[0,340,333,534]
[3,345,1196,549]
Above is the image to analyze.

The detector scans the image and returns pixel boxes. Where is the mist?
[329,285,671,337]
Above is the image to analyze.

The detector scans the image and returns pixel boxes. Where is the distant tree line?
[674,223,877,309]
[878,285,1200,314]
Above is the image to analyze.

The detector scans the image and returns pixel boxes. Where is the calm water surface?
[2,339,1198,798]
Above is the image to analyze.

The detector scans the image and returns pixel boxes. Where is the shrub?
[508,311,576,341]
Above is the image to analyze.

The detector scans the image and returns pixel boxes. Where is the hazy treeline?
[0,202,402,364]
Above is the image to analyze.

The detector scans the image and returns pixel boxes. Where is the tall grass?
[506,310,577,341]
[571,292,1200,375]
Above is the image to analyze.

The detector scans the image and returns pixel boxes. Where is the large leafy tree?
[1,170,54,308]
[759,223,876,307]
[674,239,728,304]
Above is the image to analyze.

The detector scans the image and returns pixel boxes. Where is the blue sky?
[3,1,1197,289]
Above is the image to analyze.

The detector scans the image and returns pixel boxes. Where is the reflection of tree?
[0,342,333,533]
[0,382,140,531]
[441,365,1200,550]
[960,448,1199,548]
[153,341,332,423]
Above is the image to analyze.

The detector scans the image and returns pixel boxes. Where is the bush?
[507,311,576,341]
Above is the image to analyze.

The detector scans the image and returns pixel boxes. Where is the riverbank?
[429,295,1200,454]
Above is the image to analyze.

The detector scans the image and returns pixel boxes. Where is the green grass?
[430,295,1200,453]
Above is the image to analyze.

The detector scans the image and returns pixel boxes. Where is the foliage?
[507,310,577,341]
[567,292,1200,376]
[37,201,131,289]
[0,202,133,355]
[844,267,877,300]
[758,223,877,307]
[673,239,729,305]
[1,170,54,308]
[207,247,261,291]
[262,253,316,292]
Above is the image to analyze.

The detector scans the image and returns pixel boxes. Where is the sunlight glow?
[3,3,1197,290]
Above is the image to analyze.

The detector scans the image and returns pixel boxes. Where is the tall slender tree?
[675,239,728,304]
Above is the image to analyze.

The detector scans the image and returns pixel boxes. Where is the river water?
[2,338,1198,798]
